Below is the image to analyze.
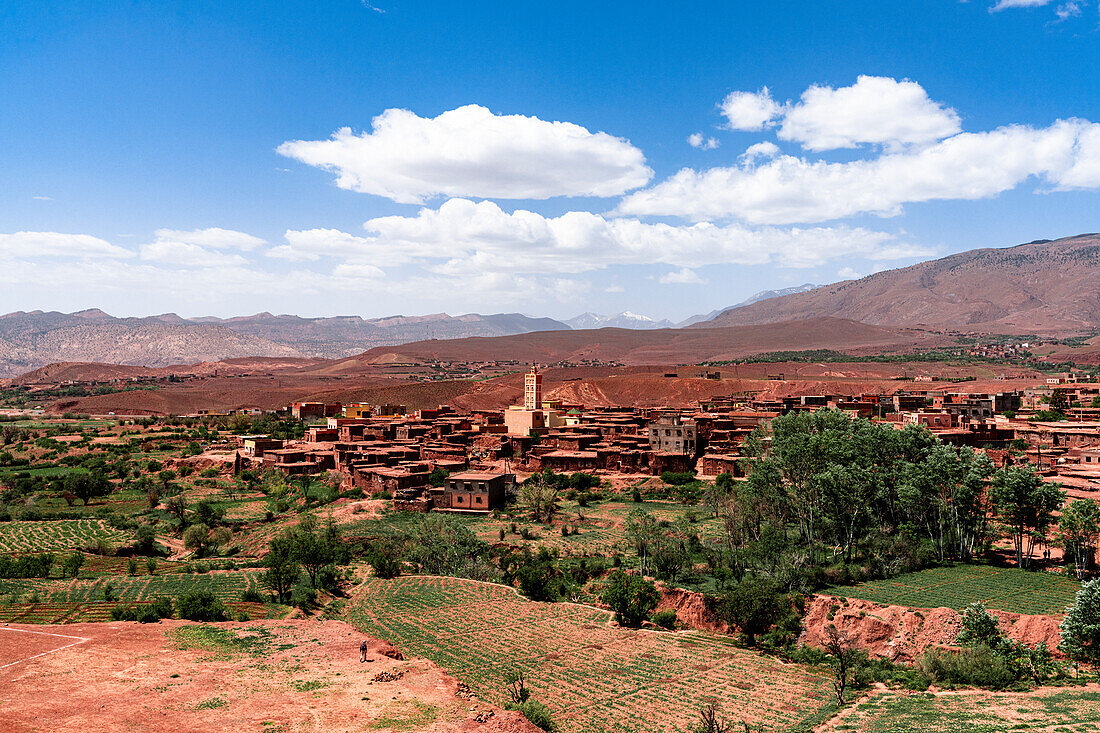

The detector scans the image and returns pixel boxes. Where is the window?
[475,496,483,504]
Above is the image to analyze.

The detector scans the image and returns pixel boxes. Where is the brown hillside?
[699,233,1100,336]
[351,317,951,366]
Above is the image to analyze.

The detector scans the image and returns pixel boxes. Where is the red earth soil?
[0,619,540,733]
[799,595,1063,664]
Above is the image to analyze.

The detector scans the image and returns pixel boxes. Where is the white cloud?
[777,76,961,151]
[31,195,53,201]
[1055,1,1083,18]
[273,199,932,280]
[139,228,264,267]
[659,268,705,285]
[739,141,780,164]
[0,231,133,259]
[277,104,652,204]
[719,87,783,131]
[604,284,625,293]
[837,267,862,280]
[688,133,720,150]
[152,228,266,251]
[991,0,1054,9]
[616,118,1100,224]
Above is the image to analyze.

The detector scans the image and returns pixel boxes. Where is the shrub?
[62,552,84,578]
[653,609,678,629]
[918,645,1016,689]
[290,584,317,613]
[111,597,173,623]
[241,588,266,604]
[146,557,158,575]
[660,471,696,486]
[127,558,139,576]
[505,701,555,731]
[176,590,227,621]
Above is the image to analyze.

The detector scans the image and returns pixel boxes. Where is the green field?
[343,575,835,733]
[0,568,266,604]
[827,564,1082,616]
[838,688,1100,732]
[0,519,133,553]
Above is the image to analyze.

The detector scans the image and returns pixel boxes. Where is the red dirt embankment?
[800,595,1063,663]
[652,587,1063,666]
[654,584,730,634]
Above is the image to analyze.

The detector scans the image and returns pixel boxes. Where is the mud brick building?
[440,471,514,513]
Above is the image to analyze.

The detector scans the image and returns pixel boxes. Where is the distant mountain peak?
[565,311,674,330]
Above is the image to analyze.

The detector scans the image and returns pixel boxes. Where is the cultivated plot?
[826,564,1081,616]
[344,575,836,733]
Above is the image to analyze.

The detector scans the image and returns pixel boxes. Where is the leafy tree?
[261,534,301,603]
[601,568,660,627]
[62,552,84,578]
[193,500,225,527]
[61,470,110,506]
[519,472,561,523]
[715,575,785,646]
[405,514,489,576]
[1061,578,1100,663]
[428,466,449,487]
[989,466,1065,569]
[1059,499,1100,578]
[365,538,404,579]
[899,445,994,561]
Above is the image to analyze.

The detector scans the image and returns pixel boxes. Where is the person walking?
[360,640,368,662]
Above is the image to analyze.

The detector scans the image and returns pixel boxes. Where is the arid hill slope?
[350,317,950,366]
[699,233,1100,335]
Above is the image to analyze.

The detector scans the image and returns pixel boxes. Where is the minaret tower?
[524,366,542,410]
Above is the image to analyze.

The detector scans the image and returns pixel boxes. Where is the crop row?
[0,569,265,604]
[344,576,834,732]
[0,599,276,624]
[829,564,1082,615]
[0,519,133,553]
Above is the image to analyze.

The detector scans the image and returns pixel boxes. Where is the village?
[206,367,1100,518]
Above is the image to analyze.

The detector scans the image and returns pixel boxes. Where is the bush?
[660,471,696,486]
[505,701,555,731]
[127,558,139,576]
[62,552,84,578]
[713,576,786,647]
[653,609,678,629]
[290,584,317,613]
[111,596,173,623]
[241,588,266,603]
[176,589,227,621]
[918,645,1016,689]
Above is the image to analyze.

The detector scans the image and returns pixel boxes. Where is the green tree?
[715,575,785,646]
[261,534,301,603]
[1061,578,1100,663]
[61,471,110,506]
[601,568,660,627]
[1059,499,1100,579]
[989,466,1065,569]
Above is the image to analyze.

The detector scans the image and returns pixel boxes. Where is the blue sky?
[1,0,1097,321]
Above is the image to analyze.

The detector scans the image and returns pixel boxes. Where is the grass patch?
[368,700,438,730]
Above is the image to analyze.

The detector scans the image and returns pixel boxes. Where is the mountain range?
[700,233,1100,335]
[4,233,1098,378]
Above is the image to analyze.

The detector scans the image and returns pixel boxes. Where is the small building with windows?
[646,413,698,456]
[441,471,514,513]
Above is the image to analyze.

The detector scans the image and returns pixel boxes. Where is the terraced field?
[343,575,835,733]
[835,687,1100,732]
[0,599,273,623]
[0,568,265,604]
[0,519,133,553]
[826,564,1081,615]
